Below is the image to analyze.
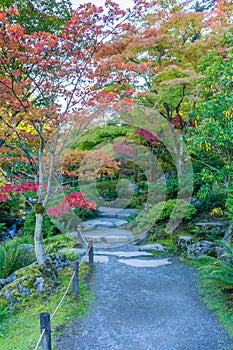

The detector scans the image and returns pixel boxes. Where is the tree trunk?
[178,130,185,175]
[34,137,45,265]
[35,212,45,265]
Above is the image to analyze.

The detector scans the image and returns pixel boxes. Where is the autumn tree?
[0,0,72,33]
[0,1,151,264]
[96,0,232,176]
[95,0,207,175]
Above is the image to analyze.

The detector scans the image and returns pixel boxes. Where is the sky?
[72,0,134,10]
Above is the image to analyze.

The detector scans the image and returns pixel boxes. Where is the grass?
[183,258,233,338]
[0,262,95,350]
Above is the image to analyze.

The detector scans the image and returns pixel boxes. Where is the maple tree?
[94,1,206,176]
[0,0,72,33]
[95,0,233,177]
[0,1,153,264]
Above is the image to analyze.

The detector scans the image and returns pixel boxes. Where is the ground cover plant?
[0,262,94,349]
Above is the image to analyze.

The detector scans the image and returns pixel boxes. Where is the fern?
[198,241,233,289]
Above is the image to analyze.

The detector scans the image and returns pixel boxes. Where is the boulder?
[177,236,194,249]
[187,240,216,258]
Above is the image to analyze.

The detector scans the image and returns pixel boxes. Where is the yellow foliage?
[210,207,224,217]
[205,142,211,151]
[225,109,232,120]
[16,121,37,134]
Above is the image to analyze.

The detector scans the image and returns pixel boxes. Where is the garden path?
[57,208,233,350]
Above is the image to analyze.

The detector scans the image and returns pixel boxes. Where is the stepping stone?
[98,207,139,218]
[82,255,109,264]
[139,244,166,252]
[103,235,130,244]
[84,234,104,243]
[95,251,153,257]
[80,218,128,231]
[94,256,109,264]
[82,228,135,248]
[118,258,171,267]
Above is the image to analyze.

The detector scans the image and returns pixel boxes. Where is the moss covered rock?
[0,254,71,309]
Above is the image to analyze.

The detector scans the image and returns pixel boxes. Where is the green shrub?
[82,179,147,208]
[200,192,226,212]
[0,235,35,279]
[23,210,57,237]
[133,199,196,232]
[96,179,118,200]
[44,234,78,254]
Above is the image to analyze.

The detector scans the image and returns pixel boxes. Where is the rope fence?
[33,240,94,350]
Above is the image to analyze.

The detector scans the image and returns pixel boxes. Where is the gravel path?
[56,244,233,350]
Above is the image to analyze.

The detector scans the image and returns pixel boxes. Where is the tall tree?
[0,1,150,264]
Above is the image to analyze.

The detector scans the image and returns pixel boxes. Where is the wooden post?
[40,312,51,350]
[73,260,79,295]
[88,240,94,265]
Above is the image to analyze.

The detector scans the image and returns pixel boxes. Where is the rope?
[80,244,91,265]
[33,243,92,349]
[50,269,76,321]
[34,328,45,350]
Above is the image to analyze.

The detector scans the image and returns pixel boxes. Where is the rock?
[223,226,232,242]
[6,273,17,284]
[187,240,216,258]
[18,244,34,253]
[2,289,22,308]
[139,244,166,252]
[195,220,229,227]
[42,254,71,279]
[0,278,6,290]
[0,253,71,309]
[6,224,17,238]
[34,277,45,293]
[177,236,194,249]
[0,266,50,308]
[17,282,30,296]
